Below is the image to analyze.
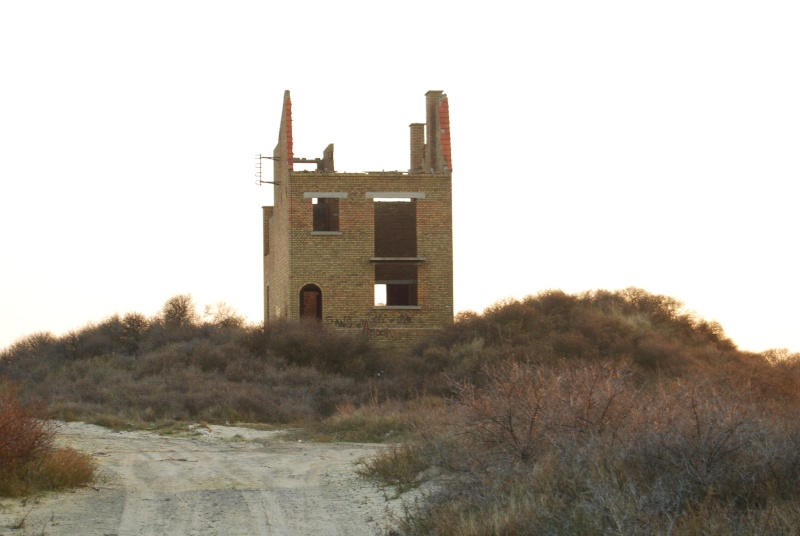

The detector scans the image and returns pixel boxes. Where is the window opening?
[375,264,417,306]
[313,198,339,232]
[373,198,416,257]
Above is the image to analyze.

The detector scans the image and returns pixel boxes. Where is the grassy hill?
[3,288,800,533]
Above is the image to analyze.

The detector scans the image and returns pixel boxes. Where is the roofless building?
[262,91,453,341]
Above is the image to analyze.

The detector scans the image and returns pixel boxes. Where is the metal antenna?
[255,154,281,185]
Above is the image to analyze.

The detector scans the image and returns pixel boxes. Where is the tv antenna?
[254,154,281,185]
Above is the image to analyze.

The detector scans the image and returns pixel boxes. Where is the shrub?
[160,293,199,329]
[0,381,93,496]
[368,359,800,535]
[0,382,52,475]
[257,319,378,376]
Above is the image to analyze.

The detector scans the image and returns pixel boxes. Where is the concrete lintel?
[303,192,349,198]
[310,231,343,236]
[366,192,426,199]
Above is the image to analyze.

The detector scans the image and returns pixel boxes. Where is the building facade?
[262,90,453,341]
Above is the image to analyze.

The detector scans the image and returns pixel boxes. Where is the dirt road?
[0,422,402,535]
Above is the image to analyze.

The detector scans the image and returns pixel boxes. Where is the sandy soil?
[0,422,404,536]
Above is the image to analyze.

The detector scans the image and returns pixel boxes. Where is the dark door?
[300,285,322,320]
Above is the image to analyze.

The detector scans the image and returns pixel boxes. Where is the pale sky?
[1,1,798,353]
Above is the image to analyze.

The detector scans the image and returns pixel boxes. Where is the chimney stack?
[409,123,425,173]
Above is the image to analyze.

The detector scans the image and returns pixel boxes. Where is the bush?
[367,359,800,535]
[0,382,53,476]
[0,381,93,496]
[4,287,799,531]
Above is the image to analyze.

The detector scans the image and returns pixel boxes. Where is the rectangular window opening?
[374,198,416,257]
[375,264,418,306]
[313,197,339,232]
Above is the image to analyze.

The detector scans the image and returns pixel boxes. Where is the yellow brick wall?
[275,171,452,342]
[263,91,453,343]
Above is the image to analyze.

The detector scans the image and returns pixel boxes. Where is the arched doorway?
[299,284,322,320]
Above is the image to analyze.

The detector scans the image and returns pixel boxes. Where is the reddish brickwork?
[282,91,293,171]
[438,97,452,171]
[262,91,454,343]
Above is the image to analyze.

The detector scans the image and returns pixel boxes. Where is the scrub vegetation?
[0,382,93,497]
[3,289,800,533]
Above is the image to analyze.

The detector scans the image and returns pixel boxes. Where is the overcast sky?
[1,1,798,353]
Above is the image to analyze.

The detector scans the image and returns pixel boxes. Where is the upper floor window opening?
[312,197,339,232]
[374,198,417,257]
[304,192,347,234]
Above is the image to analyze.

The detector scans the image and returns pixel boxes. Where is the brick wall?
[265,90,293,322]
[263,91,454,343]
[283,171,453,341]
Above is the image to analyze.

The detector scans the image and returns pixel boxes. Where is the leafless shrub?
[378,358,800,535]
[160,293,198,328]
[120,312,149,354]
[0,382,53,476]
[0,382,93,496]
[202,301,246,329]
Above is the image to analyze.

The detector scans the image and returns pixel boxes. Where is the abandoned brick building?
[262,90,453,341]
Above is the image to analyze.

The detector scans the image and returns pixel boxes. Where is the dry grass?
[356,443,429,493]
[297,397,445,443]
[32,447,95,491]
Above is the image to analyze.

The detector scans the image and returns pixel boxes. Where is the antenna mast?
[254,154,280,185]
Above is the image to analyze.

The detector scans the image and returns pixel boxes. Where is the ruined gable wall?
[265,91,294,320]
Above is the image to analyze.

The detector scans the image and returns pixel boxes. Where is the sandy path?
[0,422,400,536]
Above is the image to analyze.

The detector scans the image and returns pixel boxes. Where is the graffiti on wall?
[325,311,414,337]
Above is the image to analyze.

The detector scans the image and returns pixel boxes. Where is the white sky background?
[1,1,798,353]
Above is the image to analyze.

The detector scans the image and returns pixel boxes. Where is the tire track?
[0,423,397,536]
